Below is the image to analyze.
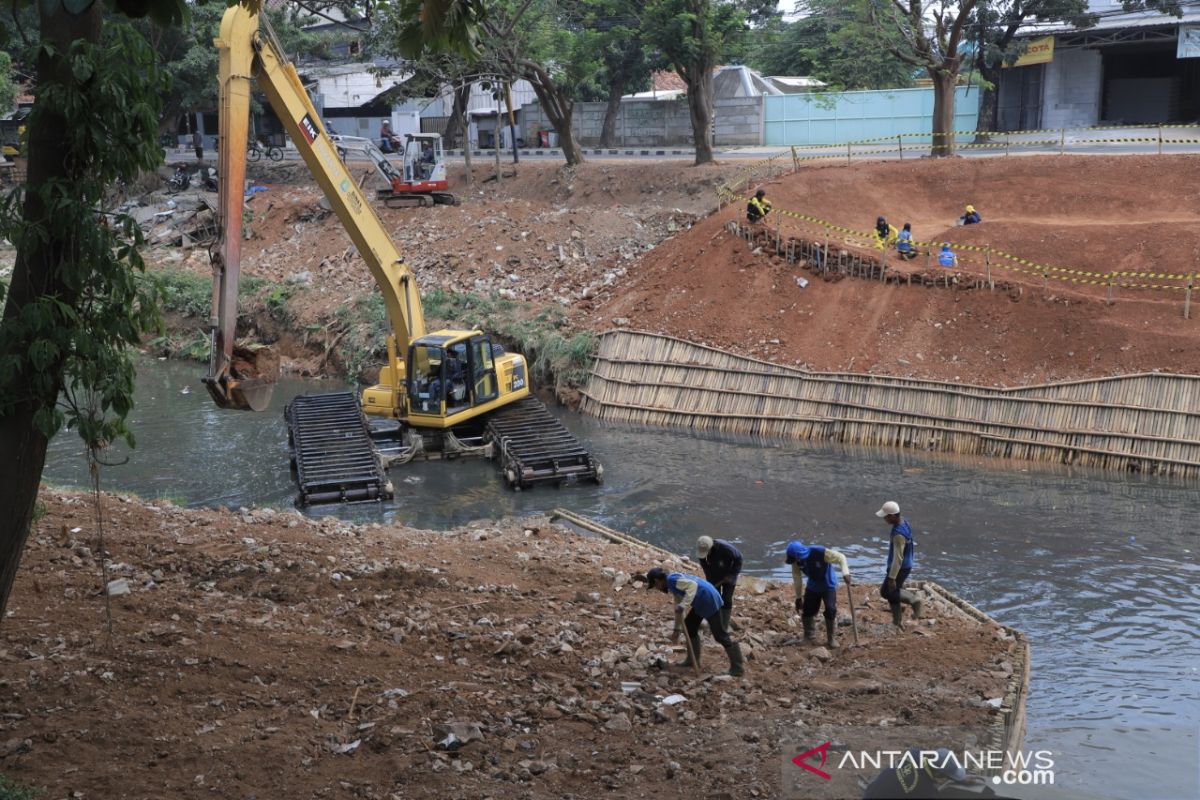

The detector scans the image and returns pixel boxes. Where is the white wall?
[1041,47,1103,128]
[313,68,407,109]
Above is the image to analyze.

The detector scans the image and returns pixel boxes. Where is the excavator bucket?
[203,344,279,412]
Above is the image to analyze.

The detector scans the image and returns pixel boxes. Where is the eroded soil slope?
[587,155,1200,385]
[0,490,1012,799]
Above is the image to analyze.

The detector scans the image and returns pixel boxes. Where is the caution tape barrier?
[720,189,1195,294]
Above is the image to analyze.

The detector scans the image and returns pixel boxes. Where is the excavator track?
[286,392,393,506]
[485,397,602,489]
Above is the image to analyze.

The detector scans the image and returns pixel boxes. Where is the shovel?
[845,578,861,646]
[675,610,702,677]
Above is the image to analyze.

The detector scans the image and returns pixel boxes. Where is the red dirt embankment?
[587,155,1200,386]
[0,490,1011,799]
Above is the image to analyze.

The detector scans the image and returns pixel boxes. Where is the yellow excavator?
[204,7,600,504]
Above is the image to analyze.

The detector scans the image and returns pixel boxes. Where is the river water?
[43,359,1200,799]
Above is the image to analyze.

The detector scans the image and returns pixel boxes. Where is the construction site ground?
[0,489,1013,799]
[135,154,1200,388]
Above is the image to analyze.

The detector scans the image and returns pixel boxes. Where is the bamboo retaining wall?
[581,329,1200,478]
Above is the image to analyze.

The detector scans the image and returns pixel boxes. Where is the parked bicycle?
[247,138,284,162]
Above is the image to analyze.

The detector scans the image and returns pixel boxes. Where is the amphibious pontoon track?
[485,397,603,489]
[286,392,392,506]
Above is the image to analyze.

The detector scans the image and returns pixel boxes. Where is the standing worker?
[786,540,851,649]
[697,536,743,631]
[643,567,744,676]
[876,501,922,629]
[192,128,203,162]
[746,188,772,224]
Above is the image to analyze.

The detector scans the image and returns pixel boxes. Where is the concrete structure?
[998,1,1200,130]
[301,62,423,142]
[766,76,826,94]
[763,87,981,145]
[520,96,763,148]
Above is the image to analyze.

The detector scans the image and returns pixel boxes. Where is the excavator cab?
[402,133,446,185]
[393,331,513,425]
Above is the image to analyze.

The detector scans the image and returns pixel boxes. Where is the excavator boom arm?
[206,6,426,410]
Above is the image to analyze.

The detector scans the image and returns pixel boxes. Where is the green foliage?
[0,23,167,447]
[382,0,490,59]
[138,5,332,135]
[749,0,916,90]
[642,0,746,82]
[148,270,210,317]
[0,52,16,118]
[0,774,39,800]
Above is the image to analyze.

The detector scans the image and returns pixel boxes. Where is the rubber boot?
[890,602,905,630]
[724,642,745,677]
[802,615,816,644]
[720,606,733,632]
[824,617,837,649]
[900,589,924,620]
[676,635,702,668]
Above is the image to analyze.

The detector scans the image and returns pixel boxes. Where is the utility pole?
[493,78,502,185]
[505,82,520,165]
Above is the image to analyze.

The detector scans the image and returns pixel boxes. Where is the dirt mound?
[586,155,1200,386]
[0,489,1010,799]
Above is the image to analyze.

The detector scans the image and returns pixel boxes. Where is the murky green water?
[43,358,1200,799]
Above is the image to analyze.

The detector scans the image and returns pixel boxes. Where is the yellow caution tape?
[724,191,1195,294]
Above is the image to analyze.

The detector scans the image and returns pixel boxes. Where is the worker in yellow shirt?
[874,216,898,249]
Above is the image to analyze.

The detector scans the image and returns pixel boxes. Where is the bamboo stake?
[1186,272,1194,320]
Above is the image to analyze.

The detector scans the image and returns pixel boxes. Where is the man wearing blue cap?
[643,566,744,676]
[785,539,851,649]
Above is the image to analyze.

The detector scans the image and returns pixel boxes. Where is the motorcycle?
[167,164,191,193]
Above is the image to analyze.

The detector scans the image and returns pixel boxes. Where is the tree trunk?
[525,70,584,167]
[930,70,958,157]
[598,79,623,148]
[443,83,471,149]
[686,70,715,166]
[0,4,102,622]
[974,62,1000,139]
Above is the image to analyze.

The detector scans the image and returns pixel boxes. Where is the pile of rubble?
[0,489,1014,799]
[123,188,219,249]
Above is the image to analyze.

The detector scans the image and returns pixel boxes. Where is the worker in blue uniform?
[786,539,851,649]
[896,222,918,260]
[697,536,742,630]
[937,242,958,268]
[644,567,744,676]
[877,500,923,629]
[863,746,1000,798]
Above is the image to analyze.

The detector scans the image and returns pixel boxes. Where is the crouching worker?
[785,540,850,649]
[643,567,744,676]
[746,188,772,224]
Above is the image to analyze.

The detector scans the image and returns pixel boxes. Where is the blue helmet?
[785,541,810,564]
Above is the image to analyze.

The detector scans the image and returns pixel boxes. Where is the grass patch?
[0,775,39,800]
[148,270,211,318]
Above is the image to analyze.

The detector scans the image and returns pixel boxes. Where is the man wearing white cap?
[697,536,743,631]
[876,500,923,629]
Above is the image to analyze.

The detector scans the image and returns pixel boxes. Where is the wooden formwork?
[581,330,1200,478]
